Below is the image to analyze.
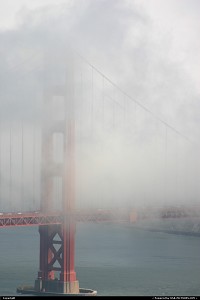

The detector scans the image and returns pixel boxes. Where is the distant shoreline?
[144,227,200,237]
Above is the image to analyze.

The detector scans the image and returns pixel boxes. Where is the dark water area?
[0,223,200,296]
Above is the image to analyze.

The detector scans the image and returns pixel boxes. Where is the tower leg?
[34,222,79,294]
[59,219,79,293]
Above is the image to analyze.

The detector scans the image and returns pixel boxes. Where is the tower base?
[17,286,97,296]
[34,278,79,294]
[17,279,97,296]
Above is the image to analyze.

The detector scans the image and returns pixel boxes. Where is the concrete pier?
[17,285,97,296]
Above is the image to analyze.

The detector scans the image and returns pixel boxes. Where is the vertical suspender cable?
[164,126,168,204]
[56,135,59,211]
[113,88,115,130]
[0,120,1,207]
[153,120,158,203]
[80,64,83,144]
[21,121,24,211]
[123,94,126,131]
[9,122,12,211]
[91,66,94,139]
[33,122,36,209]
[102,75,105,130]
[134,102,137,134]
[79,65,83,210]
[184,141,188,202]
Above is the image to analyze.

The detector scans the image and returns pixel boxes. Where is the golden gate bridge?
[0,47,199,295]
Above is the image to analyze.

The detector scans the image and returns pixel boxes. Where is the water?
[0,223,200,296]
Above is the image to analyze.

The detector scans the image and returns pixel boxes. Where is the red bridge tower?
[34,58,79,294]
[17,55,96,296]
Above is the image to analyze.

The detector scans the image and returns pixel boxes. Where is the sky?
[0,0,200,211]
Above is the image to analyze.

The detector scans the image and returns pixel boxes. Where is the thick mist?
[0,0,199,214]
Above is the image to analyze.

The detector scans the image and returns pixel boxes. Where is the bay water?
[0,223,200,296]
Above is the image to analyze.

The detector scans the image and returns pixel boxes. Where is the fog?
[0,0,199,214]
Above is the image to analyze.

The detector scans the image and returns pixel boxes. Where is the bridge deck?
[0,210,129,227]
